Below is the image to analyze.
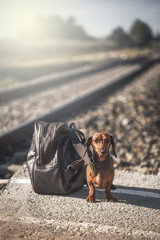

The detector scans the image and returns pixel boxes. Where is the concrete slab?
[0,165,160,240]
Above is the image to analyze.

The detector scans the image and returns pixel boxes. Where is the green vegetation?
[107,19,155,48]
[107,27,131,48]
[20,15,92,41]
[0,47,154,89]
[130,19,153,46]
[0,78,19,88]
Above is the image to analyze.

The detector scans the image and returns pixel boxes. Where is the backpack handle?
[69,122,76,130]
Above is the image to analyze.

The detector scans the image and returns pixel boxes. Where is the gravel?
[70,63,160,174]
[0,64,139,133]
[0,62,160,177]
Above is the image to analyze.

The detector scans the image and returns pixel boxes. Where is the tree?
[21,15,90,41]
[64,16,89,40]
[129,19,153,46]
[108,27,131,47]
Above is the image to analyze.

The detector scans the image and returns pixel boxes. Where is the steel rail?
[0,58,159,157]
[0,56,147,104]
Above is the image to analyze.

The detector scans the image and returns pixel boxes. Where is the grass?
[0,78,20,89]
[0,46,156,89]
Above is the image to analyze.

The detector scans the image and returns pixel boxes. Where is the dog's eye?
[94,139,99,143]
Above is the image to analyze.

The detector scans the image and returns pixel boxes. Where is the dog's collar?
[89,154,110,172]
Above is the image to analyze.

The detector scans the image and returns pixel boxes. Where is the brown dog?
[85,132,117,203]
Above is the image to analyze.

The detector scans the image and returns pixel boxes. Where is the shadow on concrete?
[66,185,160,210]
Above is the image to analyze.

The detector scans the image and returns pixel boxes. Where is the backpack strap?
[70,130,91,165]
[66,130,94,176]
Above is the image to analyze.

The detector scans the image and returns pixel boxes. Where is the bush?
[129,19,153,46]
[107,27,131,48]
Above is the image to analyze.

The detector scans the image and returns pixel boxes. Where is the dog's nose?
[101,148,107,155]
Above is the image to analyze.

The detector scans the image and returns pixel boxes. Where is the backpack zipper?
[39,122,44,165]
[52,124,56,155]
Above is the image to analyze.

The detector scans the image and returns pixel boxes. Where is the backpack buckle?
[67,165,78,175]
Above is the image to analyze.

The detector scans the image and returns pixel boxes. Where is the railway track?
[0,57,159,159]
[0,56,147,104]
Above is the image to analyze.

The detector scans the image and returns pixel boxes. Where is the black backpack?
[27,121,91,194]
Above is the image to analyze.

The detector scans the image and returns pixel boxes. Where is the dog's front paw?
[87,196,95,203]
[107,196,117,202]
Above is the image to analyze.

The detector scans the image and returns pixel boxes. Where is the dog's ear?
[109,135,117,158]
[86,137,92,148]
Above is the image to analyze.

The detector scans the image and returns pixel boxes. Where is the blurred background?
[0,0,160,178]
[0,0,160,88]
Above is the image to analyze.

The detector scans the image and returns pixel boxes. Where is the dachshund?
[85,132,117,203]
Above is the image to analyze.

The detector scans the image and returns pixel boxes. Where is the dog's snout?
[100,148,107,155]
